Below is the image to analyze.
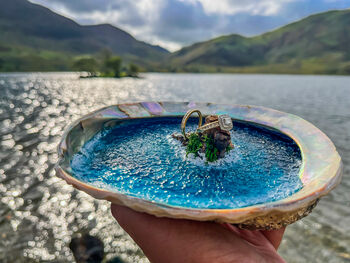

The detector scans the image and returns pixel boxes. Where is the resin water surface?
[71,117,302,209]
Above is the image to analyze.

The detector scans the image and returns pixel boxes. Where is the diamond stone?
[218,115,233,131]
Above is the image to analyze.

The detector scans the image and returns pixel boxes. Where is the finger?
[261,227,286,250]
[220,223,286,251]
[224,224,273,249]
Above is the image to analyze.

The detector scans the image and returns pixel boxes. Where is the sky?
[29,0,350,51]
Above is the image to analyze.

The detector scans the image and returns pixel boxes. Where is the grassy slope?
[1,0,349,74]
[169,10,350,75]
[0,0,168,71]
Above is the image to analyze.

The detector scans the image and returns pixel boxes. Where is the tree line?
[72,49,140,78]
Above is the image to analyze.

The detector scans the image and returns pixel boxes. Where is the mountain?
[168,9,350,75]
[0,0,168,71]
[1,0,350,75]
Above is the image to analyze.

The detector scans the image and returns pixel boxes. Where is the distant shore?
[1,70,350,76]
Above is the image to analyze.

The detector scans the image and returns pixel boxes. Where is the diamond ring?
[197,114,233,133]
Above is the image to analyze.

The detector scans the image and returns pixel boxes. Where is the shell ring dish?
[55,102,343,230]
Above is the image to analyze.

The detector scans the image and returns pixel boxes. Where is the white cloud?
[28,0,350,51]
[197,0,297,16]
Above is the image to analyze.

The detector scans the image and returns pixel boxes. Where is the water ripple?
[0,72,349,262]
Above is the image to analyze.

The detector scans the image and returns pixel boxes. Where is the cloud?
[197,0,295,16]
[29,0,350,51]
[153,1,216,43]
[32,0,122,13]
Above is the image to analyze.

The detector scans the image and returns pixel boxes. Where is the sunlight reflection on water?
[0,72,349,262]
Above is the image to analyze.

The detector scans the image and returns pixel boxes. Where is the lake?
[0,73,349,262]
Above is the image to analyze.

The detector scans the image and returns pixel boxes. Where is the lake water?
[0,73,349,262]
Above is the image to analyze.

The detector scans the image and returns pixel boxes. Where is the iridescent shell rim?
[55,102,343,224]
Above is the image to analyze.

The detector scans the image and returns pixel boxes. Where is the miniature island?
[173,114,234,162]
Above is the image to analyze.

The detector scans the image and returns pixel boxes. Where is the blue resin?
[71,117,302,209]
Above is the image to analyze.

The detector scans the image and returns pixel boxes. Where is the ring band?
[197,121,220,132]
[181,109,203,139]
[198,114,233,133]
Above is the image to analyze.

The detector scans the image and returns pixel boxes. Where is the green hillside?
[168,9,350,75]
[1,0,350,75]
[0,0,168,71]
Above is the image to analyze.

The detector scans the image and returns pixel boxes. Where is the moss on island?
[204,135,219,163]
[184,132,233,163]
[186,133,203,157]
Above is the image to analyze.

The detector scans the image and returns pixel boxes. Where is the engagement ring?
[197,114,233,132]
[181,109,233,140]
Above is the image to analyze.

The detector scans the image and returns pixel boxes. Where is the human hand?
[111,204,286,263]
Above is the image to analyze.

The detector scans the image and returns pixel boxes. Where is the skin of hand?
[111,204,287,263]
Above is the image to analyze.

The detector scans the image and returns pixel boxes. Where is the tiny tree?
[98,48,112,62]
[105,56,122,77]
[72,58,98,74]
[127,63,140,77]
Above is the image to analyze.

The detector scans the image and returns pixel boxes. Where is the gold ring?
[181,109,203,140]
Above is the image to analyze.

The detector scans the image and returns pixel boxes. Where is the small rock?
[171,133,187,146]
[69,234,104,263]
[203,115,234,158]
[214,132,231,158]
